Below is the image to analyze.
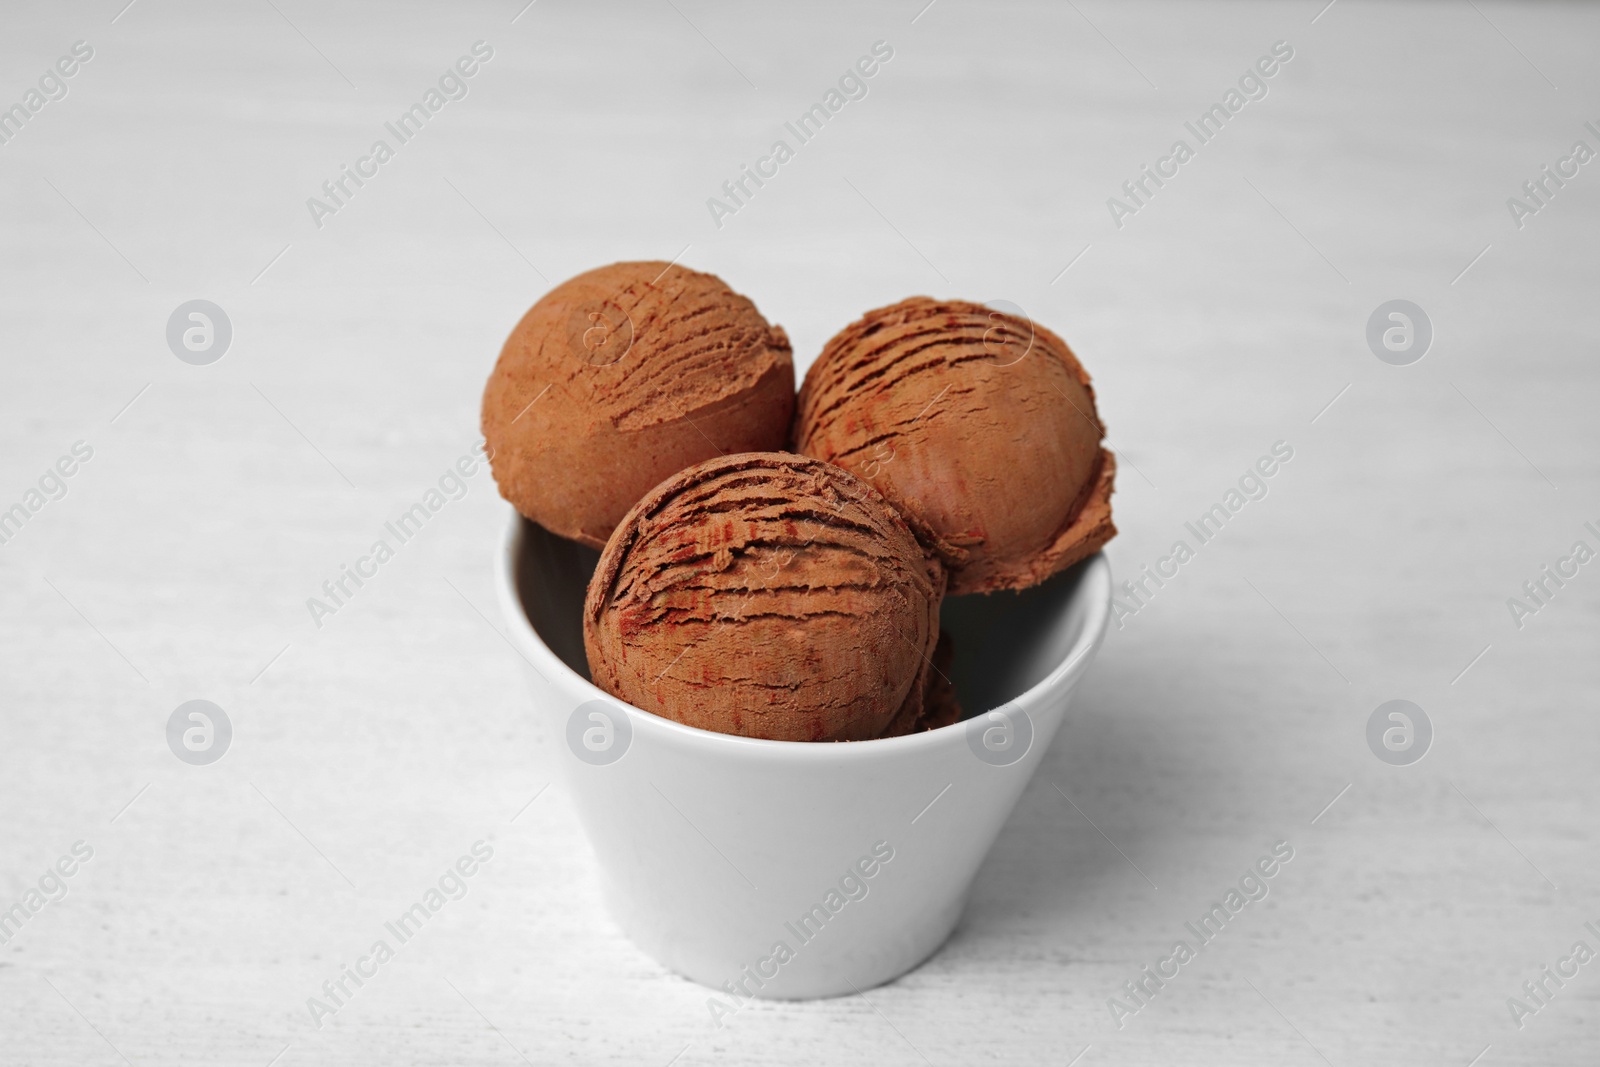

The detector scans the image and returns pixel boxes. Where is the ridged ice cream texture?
[795,297,1116,595]
[482,261,795,548]
[583,453,944,742]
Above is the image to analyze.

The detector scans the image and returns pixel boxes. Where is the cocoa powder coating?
[795,297,1115,594]
[483,261,794,547]
[583,453,944,742]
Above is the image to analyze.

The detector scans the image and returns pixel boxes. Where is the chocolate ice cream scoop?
[878,630,962,738]
[584,453,944,742]
[795,297,1115,595]
[482,261,794,548]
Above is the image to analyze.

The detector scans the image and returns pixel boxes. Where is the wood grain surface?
[1,1,1597,1064]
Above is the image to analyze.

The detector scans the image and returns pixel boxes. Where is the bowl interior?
[512,516,1101,723]
[515,517,601,681]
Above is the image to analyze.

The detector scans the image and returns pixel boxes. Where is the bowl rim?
[494,506,1112,762]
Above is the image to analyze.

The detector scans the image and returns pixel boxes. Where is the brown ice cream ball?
[584,453,944,743]
[878,630,962,738]
[482,261,795,548]
[795,297,1116,595]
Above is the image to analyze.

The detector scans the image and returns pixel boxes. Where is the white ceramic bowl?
[495,509,1111,1000]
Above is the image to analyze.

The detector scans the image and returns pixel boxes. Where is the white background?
[1,1,1597,1063]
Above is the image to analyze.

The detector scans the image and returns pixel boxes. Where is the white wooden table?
[2,1,1597,1063]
